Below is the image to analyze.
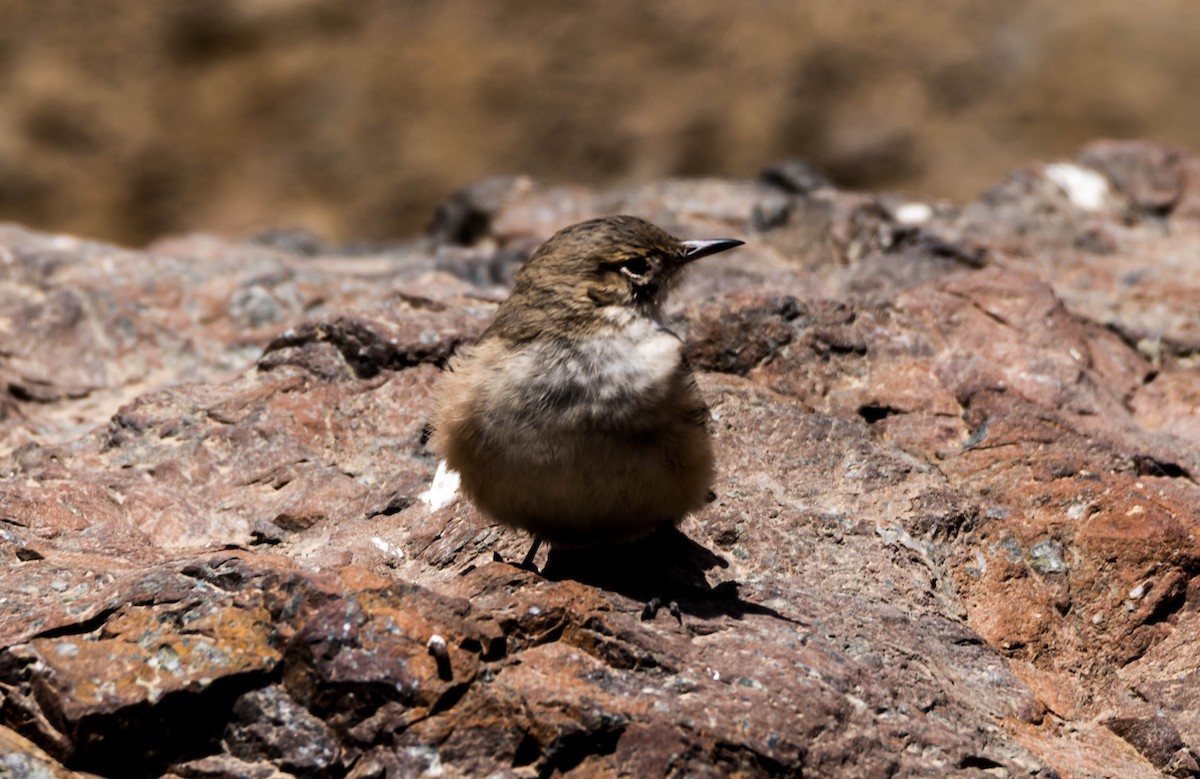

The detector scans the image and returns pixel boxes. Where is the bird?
[430,215,744,568]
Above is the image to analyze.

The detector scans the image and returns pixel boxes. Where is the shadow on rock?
[536,526,797,623]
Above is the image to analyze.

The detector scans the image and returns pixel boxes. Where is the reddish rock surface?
[2,141,1199,777]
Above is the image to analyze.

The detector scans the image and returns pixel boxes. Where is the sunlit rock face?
[2,142,1200,777]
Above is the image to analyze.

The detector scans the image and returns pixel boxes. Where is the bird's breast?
[491,315,684,428]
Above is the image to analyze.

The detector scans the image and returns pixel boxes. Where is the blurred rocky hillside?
[1,0,1199,245]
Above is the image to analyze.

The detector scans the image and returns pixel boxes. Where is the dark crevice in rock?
[1103,320,1151,357]
[67,672,283,779]
[959,753,1008,771]
[812,329,868,357]
[248,520,285,546]
[7,381,92,403]
[1104,320,1200,362]
[499,611,568,650]
[427,195,494,247]
[883,223,987,268]
[427,679,471,717]
[712,740,800,778]
[956,293,1015,331]
[857,404,903,424]
[260,316,470,380]
[1140,572,1193,627]
[511,731,541,768]
[28,607,120,641]
[177,561,248,592]
[538,714,628,777]
[7,383,31,401]
[7,383,43,403]
[1132,454,1194,482]
[368,494,412,518]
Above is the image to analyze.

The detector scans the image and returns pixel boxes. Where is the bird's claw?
[641,596,682,625]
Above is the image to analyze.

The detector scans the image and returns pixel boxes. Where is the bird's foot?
[492,537,542,573]
[640,596,682,625]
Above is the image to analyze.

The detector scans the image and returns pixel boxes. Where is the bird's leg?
[518,536,543,571]
[490,536,543,571]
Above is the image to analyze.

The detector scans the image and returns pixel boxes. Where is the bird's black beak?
[678,238,745,264]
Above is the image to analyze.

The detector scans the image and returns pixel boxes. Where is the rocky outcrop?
[2,140,1199,777]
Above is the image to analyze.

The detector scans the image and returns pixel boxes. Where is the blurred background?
[1,0,1198,247]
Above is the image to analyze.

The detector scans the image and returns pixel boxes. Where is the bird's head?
[488,215,743,341]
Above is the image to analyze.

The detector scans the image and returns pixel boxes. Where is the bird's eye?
[619,256,651,279]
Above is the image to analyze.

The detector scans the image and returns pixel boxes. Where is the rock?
[1104,714,1200,778]
[0,726,88,779]
[3,143,1200,777]
[223,687,342,775]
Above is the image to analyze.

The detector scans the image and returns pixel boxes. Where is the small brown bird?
[431,215,743,564]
